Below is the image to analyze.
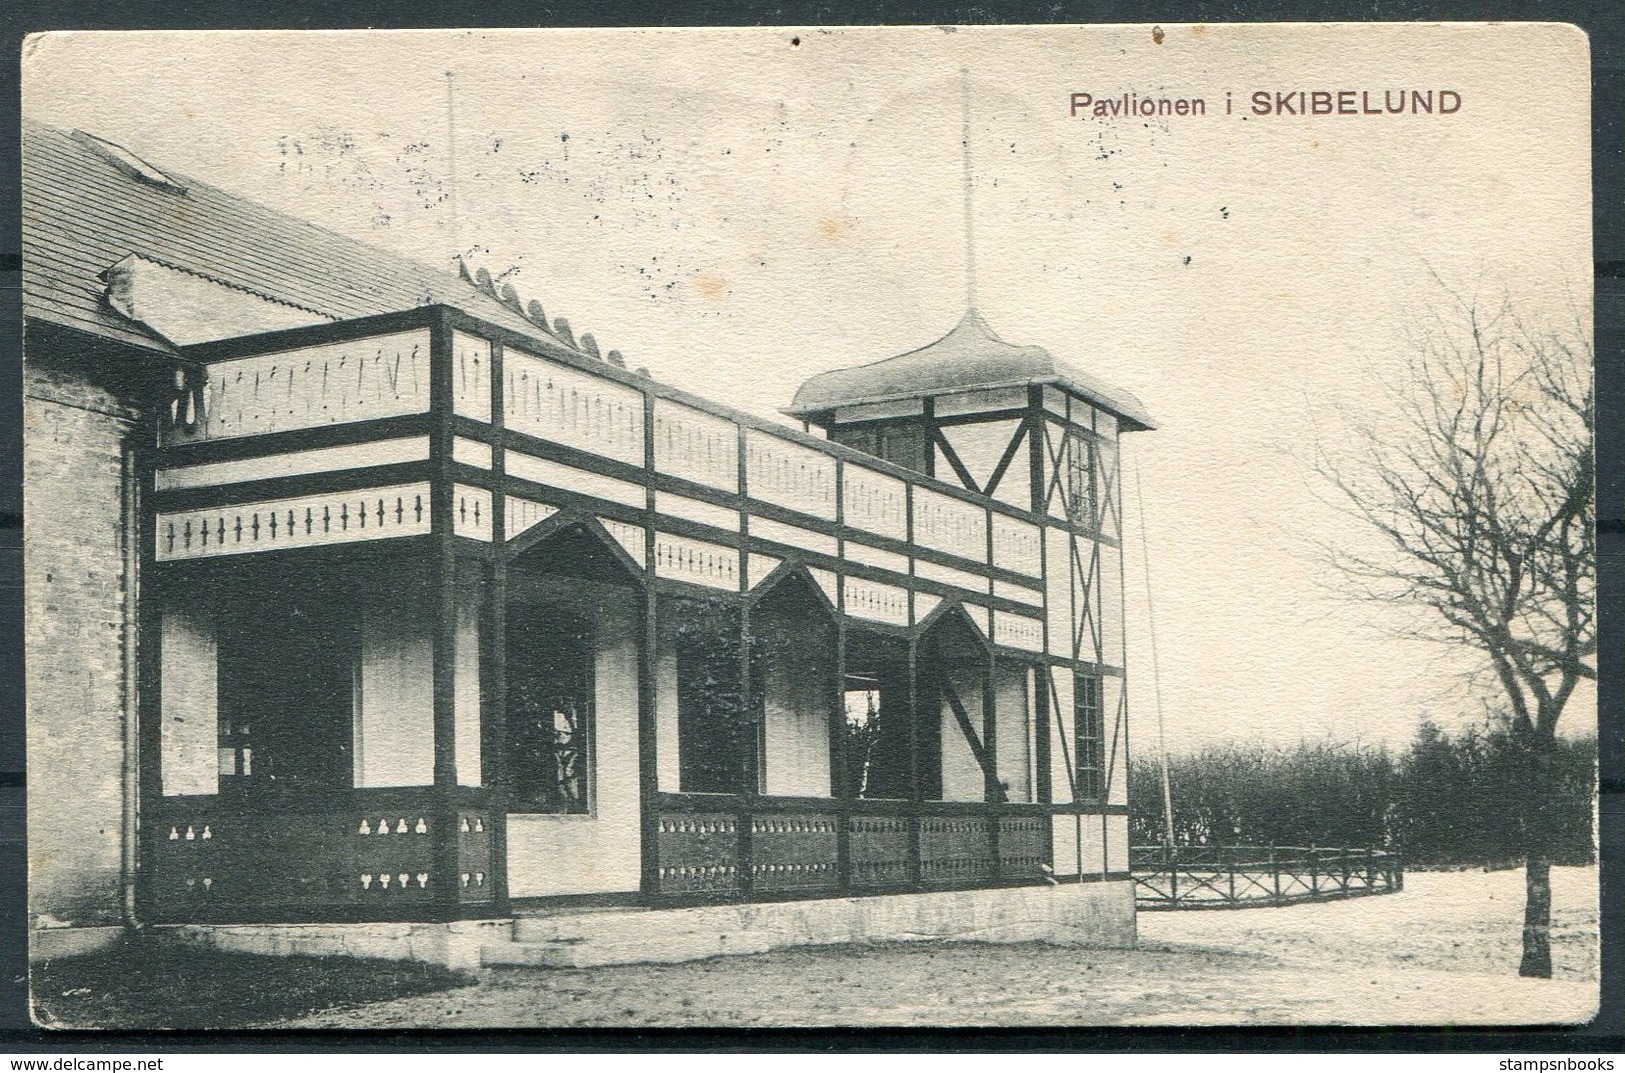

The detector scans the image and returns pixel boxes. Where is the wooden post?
[1308,843,1318,896]
[983,652,1000,881]
[1270,843,1281,902]
[1225,843,1235,906]
[428,314,462,919]
[906,633,922,886]
[637,389,660,901]
[484,337,510,916]
[737,599,755,899]
[833,616,851,893]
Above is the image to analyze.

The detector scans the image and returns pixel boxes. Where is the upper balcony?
[147,304,1137,663]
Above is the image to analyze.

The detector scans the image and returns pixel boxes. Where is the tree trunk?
[1519,725,1557,979]
[1519,854,1553,978]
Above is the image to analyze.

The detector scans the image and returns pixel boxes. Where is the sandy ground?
[284,865,1599,1029]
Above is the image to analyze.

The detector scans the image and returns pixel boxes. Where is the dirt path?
[284,865,1599,1029]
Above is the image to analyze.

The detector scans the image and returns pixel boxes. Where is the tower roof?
[785,309,1155,431]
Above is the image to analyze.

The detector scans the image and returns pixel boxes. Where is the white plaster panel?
[993,611,1045,654]
[914,557,988,596]
[506,451,645,508]
[598,517,648,565]
[808,567,839,609]
[1099,541,1125,667]
[990,512,1043,578]
[993,575,1044,608]
[159,609,218,796]
[842,540,909,577]
[1051,813,1080,878]
[939,663,984,803]
[841,465,908,540]
[911,486,987,563]
[934,387,1027,417]
[1080,814,1108,877]
[452,436,492,470]
[749,516,837,557]
[1045,526,1072,659]
[655,648,681,792]
[1104,675,1128,807]
[356,599,434,788]
[1107,814,1130,875]
[505,496,558,540]
[1048,669,1075,805]
[747,553,784,589]
[993,664,1031,802]
[656,491,739,533]
[156,436,430,491]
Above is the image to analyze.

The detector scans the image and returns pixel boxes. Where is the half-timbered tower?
[24,120,1154,963]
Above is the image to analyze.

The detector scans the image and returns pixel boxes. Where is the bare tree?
[1315,289,1594,978]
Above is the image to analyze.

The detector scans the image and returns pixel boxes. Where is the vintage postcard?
[20,24,1596,1029]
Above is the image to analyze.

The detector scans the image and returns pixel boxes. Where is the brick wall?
[25,360,139,926]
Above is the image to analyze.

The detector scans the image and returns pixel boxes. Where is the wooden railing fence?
[1129,844,1403,910]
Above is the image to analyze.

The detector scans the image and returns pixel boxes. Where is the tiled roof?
[785,309,1156,431]
[21,119,578,359]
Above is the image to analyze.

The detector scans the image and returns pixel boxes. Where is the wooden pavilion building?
[24,120,1154,965]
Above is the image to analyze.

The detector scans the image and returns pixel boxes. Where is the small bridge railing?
[1129,845,1403,910]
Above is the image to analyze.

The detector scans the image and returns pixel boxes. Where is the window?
[1074,673,1105,802]
[506,610,594,812]
[1065,434,1096,526]
[830,422,927,475]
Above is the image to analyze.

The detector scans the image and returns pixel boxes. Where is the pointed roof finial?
[961,67,977,313]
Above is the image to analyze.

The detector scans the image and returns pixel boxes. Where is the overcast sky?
[23,24,1594,752]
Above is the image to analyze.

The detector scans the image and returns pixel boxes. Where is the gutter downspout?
[121,439,141,928]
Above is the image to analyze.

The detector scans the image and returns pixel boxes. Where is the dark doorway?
[665,598,746,795]
[216,587,354,796]
[842,629,912,800]
[505,606,594,813]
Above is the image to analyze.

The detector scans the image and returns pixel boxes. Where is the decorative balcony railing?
[744,430,838,520]
[155,314,1075,624]
[162,329,432,445]
[504,346,645,467]
[653,795,1055,900]
[654,400,739,492]
[143,788,493,922]
[912,486,987,563]
[842,465,909,542]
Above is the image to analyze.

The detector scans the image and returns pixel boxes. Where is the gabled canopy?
[785,309,1156,432]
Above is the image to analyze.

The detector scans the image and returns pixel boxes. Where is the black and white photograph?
[18,23,1598,1029]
